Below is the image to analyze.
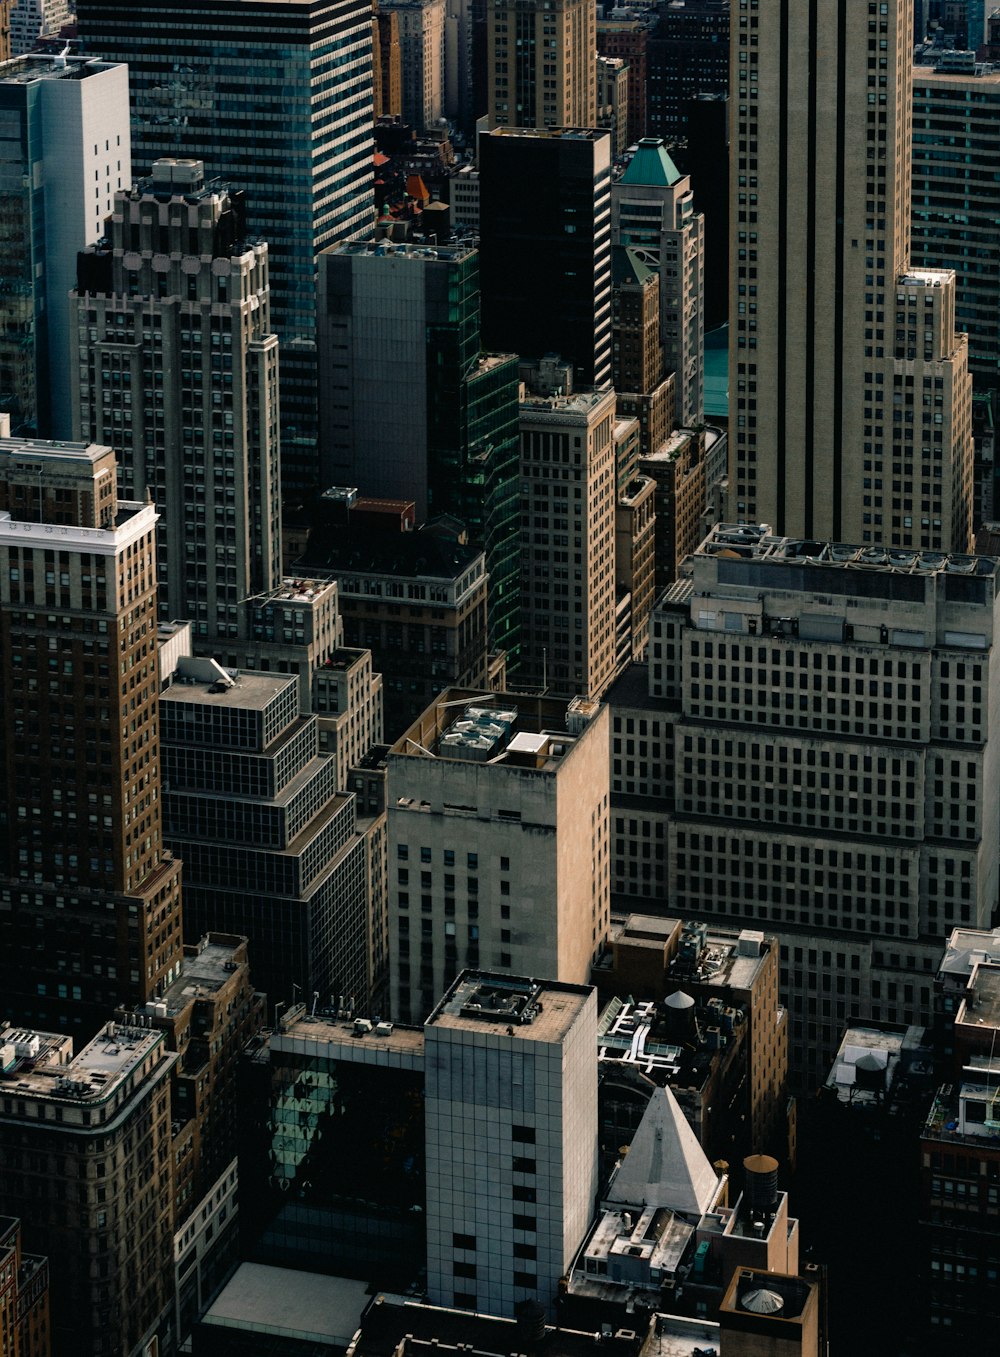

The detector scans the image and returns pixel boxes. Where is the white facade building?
[424,972,599,1318]
[387,690,611,1025]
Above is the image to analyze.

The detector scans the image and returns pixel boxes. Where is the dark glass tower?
[477,126,612,390]
[76,0,375,493]
[318,238,521,663]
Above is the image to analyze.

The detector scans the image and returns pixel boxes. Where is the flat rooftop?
[200,1263,369,1348]
[161,670,295,711]
[697,522,998,578]
[276,1012,426,1062]
[0,56,120,85]
[939,926,1000,979]
[392,691,600,771]
[334,237,476,264]
[0,1021,167,1106]
[156,938,245,1017]
[427,973,593,1044]
[958,965,1000,1032]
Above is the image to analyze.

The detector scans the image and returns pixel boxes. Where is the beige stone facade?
[729,0,973,551]
[487,0,596,130]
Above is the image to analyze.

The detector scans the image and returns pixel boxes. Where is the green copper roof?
[619,137,682,188]
[612,244,657,288]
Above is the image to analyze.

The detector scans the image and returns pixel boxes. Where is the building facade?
[0,1214,49,1357]
[610,523,1000,1087]
[0,55,129,438]
[71,158,281,646]
[77,0,375,492]
[0,439,184,1039]
[381,0,445,129]
[613,138,705,428]
[387,691,610,1023]
[9,0,69,56]
[912,63,1000,391]
[518,385,618,698]
[317,237,521,660]
[0,1021,177,1357]
[487,0,596,130]
[424,973,599,1318]
[646,0,729,143]
[729,0,973,551]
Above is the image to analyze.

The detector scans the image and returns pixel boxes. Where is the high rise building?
[160,654,373,1012]
[381,0,445,130]
[0,2,8,60]
[597,13,655,146]
[479,127,612,390]
[0,1020,176,1357]
[912,61,1000,392]
[9,0,70,57]
[71,158,281,646]
[486,0,596,130]
[0,1215,49,1357]
[373,0,403,120]
[0,55,129,438]
[386,690,610,1023]
[613,138,705,428]
[595,55,629,159]
[318,236,521,661]
[0,438,184,1039]
[424,972,599,1318]
[646,0,729,143]
[729,0,974,551]
[77,0,375,493]
[518,385,618,698]
[610,522,1000,1086]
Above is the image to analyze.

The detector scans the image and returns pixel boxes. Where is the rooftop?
[275,1010,426,1062]
[581,1204,694,1281]
[698,522,998,577]
[825,1024,911,1106]
[300,524,484,584]
[938,925,1000,981]
[153,936,246,1018]
[427,972,593,1045]
[162,666,295,711]
[0,1020,169,1108]
[199,1263,369,1348]
[520,386,616,418]
[392,691,600,770]
[333,236,476,264]
[617,137,682,188]
[957,964,1000,1033]
[605,1084,722,1217]
[0,55,120,85]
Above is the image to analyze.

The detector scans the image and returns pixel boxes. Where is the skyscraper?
[612,137,705,427]
[71,158,281,647]
[0,438,184,1039]
[729,0,973,551]
[318,236,521,661]
[478,127,612,390]
[487,0,596,130]
[77,0,375,492]
[380,0,445,130]
[0,55,129,438]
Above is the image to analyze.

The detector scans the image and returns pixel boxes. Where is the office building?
[317,237,521,660]
[686,91,729,332]
[919,951,1000,1340]
[518,385,618,698]
[487,0,595,130]
[0,55,129,438]
[387,690,610,1023]
[77,0,375,492]
[9,0,69,56]
[296,515,492,737]
[612,138,705,427]
[596,55,629,159]
[131,933,264,1343]
[381,0,445,129]
[729,0,974,550]
[0,1020,176,1357]
[593,916,789,1162]
[610,523,1000,1086]
[597,13,655,146]
[0,439,183,1039]
[71,158,281,644]
[479,127,612,390]
[912,61,1000,391]
[646,0,729,143]
[160,655,372,1012]
[612,247,663,404]
[424,973,599,1318]
[373,0,403,119]
[639,427,708,590]
[0,1215,49,1357]
[615,466,657,664]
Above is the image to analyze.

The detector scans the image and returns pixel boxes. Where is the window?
[512,1125,535,1143]
[453,1232,476,1250]
[512,1157,535,1174]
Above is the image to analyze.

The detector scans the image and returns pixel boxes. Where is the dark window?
[453,1232,476,1251]
[512,1125,535,1144]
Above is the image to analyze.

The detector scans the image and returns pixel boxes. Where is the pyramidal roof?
[619,137,682,188]
[612,243,656,288]
[608,1085,719,1217]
